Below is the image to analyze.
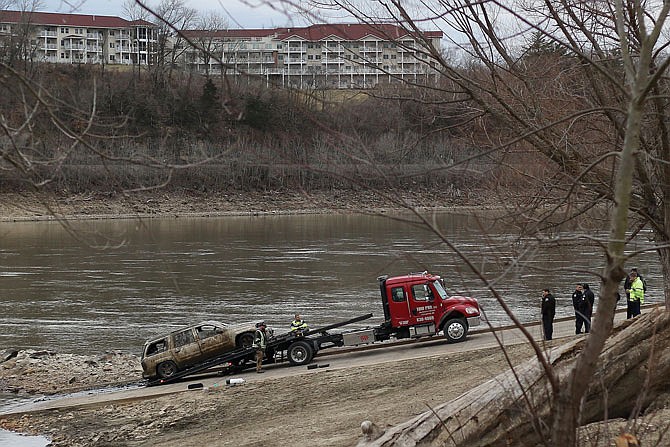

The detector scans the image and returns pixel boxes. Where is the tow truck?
[146,271,480,386]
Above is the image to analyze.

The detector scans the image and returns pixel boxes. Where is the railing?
[39,30,57,37]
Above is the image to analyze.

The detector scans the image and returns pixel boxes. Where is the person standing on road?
[253,321,269,373]
[582,284,595,333]
[541,289,556,340]
[626,271,645,318]
[572,283,587,334]
[624,268,646,318]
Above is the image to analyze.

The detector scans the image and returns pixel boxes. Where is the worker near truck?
[290,314,308,333]
[253,321,269,373]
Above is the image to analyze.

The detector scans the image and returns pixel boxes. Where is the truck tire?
[236,332,255,348]
[287,340,314,366]
[443,318,468,343]
[157,360,178,379]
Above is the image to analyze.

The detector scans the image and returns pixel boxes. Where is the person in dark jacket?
[541,289,556,340]
[582,284,595,333]
[572,283,586,334]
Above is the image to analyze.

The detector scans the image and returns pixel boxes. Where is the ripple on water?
[0,430,50,447]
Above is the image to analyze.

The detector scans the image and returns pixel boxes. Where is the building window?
[109,55,115,61]
[110,30,115,36]
[60,27,69,33]
[383,54,389,59]
[109,42,114,48]
[307,55,313,60]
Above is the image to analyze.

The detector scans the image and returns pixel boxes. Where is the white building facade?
[181,24,443,89]
[0,10,157,65]
[0,11,442,88]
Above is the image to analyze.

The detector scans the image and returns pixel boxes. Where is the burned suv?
[141,320,260,380]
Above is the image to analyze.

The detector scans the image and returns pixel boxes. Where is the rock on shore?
[0,349,142,396]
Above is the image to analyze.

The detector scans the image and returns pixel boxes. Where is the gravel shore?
[0,188,495,222]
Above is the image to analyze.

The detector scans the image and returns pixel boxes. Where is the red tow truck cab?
[377,272,481,342]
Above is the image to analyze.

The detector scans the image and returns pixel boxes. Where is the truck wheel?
[237,332,255,348]
[287,341,314,366]
[443,318,468,343]
[157,360,178,379]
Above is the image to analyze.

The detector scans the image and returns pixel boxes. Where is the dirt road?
[0,308,646,447]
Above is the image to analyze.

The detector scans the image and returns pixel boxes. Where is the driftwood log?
[357,309,670,447]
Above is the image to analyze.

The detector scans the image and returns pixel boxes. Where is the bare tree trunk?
[358,310,670,447]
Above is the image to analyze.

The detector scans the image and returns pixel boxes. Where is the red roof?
[181,23,442,41]
[0,10,155,28]
[276,23,442,41]
[181,29,278,39]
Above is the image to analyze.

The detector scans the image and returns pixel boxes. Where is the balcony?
[286,46,306,53]
[39,30,57,37]
[87,33,101,39]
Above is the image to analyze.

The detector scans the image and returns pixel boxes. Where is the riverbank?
[0,343,542,446]
[0,188,496,222]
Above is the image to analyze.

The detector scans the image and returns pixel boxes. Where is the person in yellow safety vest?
[252,321,268,373]
[290,314,308,333]
[627,270,645,318]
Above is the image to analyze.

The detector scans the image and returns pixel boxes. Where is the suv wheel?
[157,360,178,379]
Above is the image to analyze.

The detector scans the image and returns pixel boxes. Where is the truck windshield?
[433,280,448,300]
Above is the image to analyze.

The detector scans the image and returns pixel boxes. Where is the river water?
[0,211,663,357]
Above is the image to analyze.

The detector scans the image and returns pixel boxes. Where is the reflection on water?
[0,212,663,356]
[0,429,49,446]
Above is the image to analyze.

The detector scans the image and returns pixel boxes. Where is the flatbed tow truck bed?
[146,313,374,386]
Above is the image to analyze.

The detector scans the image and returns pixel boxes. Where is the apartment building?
[180,24,443,89]
[0,10,157,65]
[0,10,442,89]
